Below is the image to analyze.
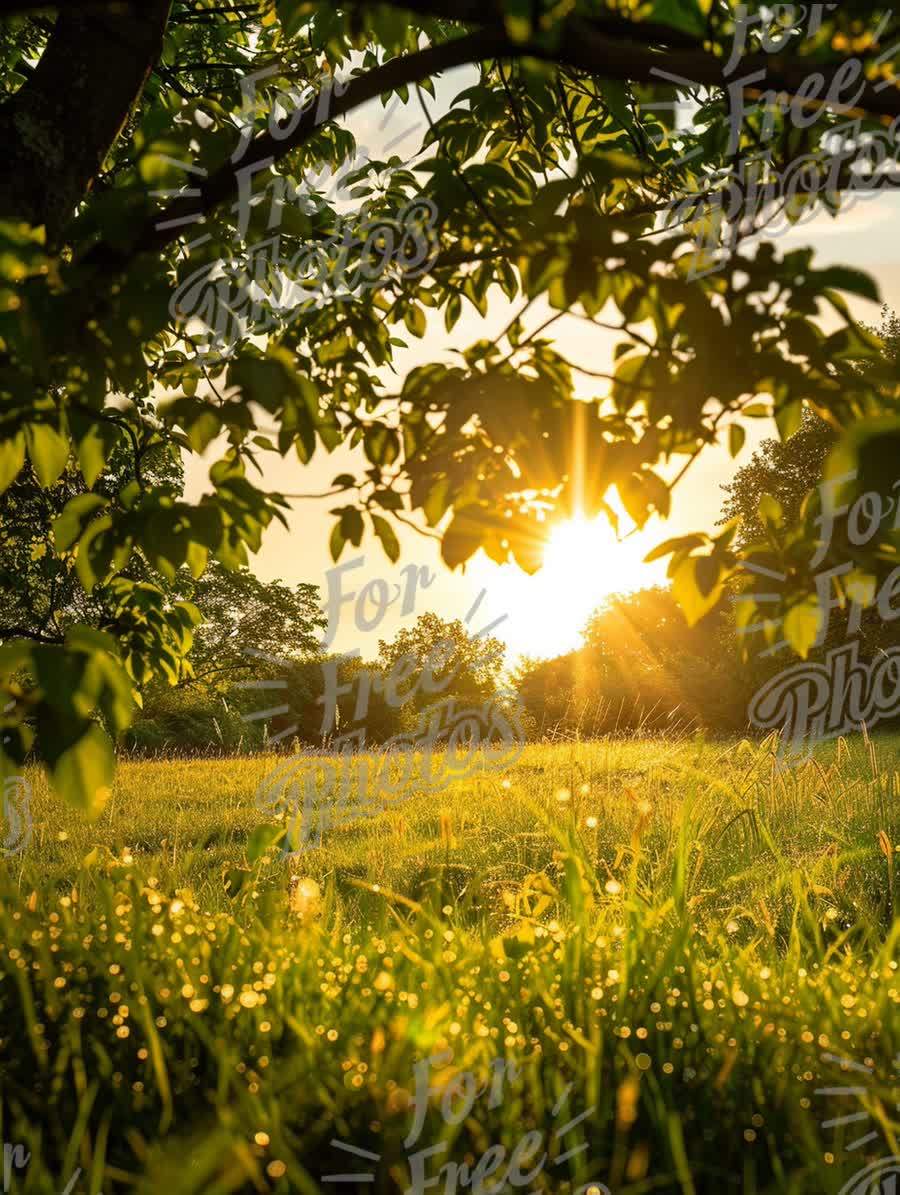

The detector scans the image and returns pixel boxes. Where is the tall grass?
[0,734,898,1193]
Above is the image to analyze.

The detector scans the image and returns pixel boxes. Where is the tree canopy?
[3,0,900,808]
[377,609,505,721]
[0,425,183,646]
[719,408,836,551]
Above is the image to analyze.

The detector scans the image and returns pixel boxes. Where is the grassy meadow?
[1,733,899,1194]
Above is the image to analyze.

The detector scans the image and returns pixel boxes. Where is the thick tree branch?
[348,0,900,122]
[117,15,900,271]
[124,29,509,262]
[352,0,709,50]
[0,626,64,644]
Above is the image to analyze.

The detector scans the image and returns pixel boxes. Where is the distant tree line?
[7,373,900,756]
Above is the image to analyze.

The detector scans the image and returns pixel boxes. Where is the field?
[1,733,899,1194]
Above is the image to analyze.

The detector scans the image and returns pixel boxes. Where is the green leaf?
[372,488,403,511]
[811,266,880,305]
[0,432,26,493]
[25,423,69,488]
[53,493,109,552]
[757,493,784,529]
[246,822,285,864]
[372,513,400,563]
[826,417,900,508]
[363,426,399,467]
[671,555,723,625]
[644,533,708,564]
[186,540,209,579]
[293,405,316,464]
[784,600,821,659]
[74,515,123,592]
[67,410,123,488]
[329,520,346,562]
[612,353,650,407]
[423,477,451,527]
[728,424,746,458]
[185,408,223,453]
[340,507,364,547]
[404,305,427,338]
[177,600,204,628]
[72,418,119,487]
[441,508,482,568]
[50,724,115,816]
[648,0,707,36]
[228,356,291,415]
[444,293,462,332]
[774,401,803,443]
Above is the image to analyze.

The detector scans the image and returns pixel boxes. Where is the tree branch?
[103,16,900,274]
[112,29,508,266]
[0,626,64,644]
[356,0,708,51]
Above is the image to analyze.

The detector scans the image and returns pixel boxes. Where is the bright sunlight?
[473,512,667,661]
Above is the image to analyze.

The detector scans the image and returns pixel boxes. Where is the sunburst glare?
[472,511,667,661]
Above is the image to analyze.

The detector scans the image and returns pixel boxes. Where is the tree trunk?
[0,2,171,243]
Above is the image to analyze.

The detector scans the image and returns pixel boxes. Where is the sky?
[182,65,900,668]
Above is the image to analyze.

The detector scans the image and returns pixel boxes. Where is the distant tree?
[583,586,709,658]
[514,587,749,738]
[716,308,900,667]
[180,564,325,690]
[718,410,836,551]
[0,435,325,692]
[1,437,327,756]
[719,308,900,551]
[860,306,900,371]
[377,611,505,727]
[588,588,736,729]
[237,612,508,753]
[128,567,327,753]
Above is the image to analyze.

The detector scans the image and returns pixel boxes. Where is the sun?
[543,514,610,576]
[471,512,667,661]
[542,512,658,623]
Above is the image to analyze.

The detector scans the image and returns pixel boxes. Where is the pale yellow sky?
[182,71,900,664]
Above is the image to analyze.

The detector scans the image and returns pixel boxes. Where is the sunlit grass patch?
[0,733,898,1192]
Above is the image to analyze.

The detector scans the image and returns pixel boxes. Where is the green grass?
[1,733,899,1193]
